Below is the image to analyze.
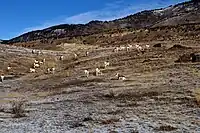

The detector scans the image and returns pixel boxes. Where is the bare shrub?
[155,125,177,132]
[10,100,26,118]
[175,53,193,63]
[105,89,115,98]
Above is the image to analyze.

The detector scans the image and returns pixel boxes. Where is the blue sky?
[0,0,187,40]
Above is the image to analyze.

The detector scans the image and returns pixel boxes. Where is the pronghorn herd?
[83,63,126,81]
[1,43,150,83]
[29,51,79,75]
[32,49,42,55]
[83,43,151,81]
[30,58,46,72]
[47,67,55,74]
[114,44,150,53]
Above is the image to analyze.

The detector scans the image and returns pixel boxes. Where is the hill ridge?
[3,0,200,44]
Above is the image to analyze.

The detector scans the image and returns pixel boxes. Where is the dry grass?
[101,117,120,125]
[45,60,57,68]
[32,92,51,98]
[46,46,65,51]
[194,88,200,106]
[190,68,200,77]
[1,57,34,75]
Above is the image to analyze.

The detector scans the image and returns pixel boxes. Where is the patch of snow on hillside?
[153,6,173,16]
[185,7,195,11]
[153,9,164,16]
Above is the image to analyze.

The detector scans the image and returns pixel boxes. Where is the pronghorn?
[145,44,150,49]
[59,55,64,61]
[104,61,110,68]
[85,51,89,56]
[114,47,120,52]
[95,68,102,76]
[33,63,40,68]
[84,70,90,77]
[34,60,39,64]
[74,53,78,60]
[29,68,36,73]
[7,66,12,71]
[116,73,126,81]
[43,58,46,63]
[1,74,4,82]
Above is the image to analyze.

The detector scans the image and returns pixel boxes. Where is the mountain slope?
[4,0,200,44]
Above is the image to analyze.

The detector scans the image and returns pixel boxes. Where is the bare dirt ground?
[0,40,200,133]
